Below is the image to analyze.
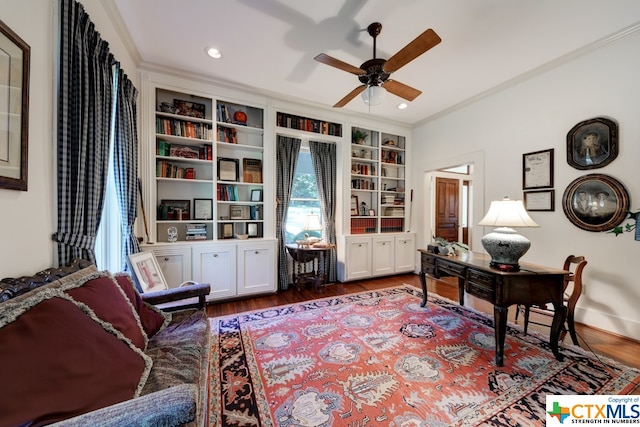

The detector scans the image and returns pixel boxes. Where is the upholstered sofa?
[0,259,211,426]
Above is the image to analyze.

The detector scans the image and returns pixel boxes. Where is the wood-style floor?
[207,273,640,394]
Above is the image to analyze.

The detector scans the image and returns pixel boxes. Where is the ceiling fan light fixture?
[361,85,386,106]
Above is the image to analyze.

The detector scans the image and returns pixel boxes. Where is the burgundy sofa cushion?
[0,294,150,427]
[114,273,168,337]
[66,273,147,350]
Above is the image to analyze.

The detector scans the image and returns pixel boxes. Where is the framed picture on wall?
[524,190,555,211]
[523,149,554,190]
[566,117,618,170]
[562,173,629,232]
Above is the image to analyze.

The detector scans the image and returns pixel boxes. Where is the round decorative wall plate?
[562,174,630,232]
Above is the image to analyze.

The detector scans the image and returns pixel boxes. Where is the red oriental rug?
[208,285,639,426]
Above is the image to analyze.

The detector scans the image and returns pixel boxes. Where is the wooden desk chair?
[516,255,587,346]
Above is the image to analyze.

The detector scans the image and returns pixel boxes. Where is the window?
[95,69,123,272]
[285,146,322,244]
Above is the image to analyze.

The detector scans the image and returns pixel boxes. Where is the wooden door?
[435,177,459,242]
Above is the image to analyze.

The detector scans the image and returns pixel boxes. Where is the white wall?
[0,0,138,277]
[411,30,640,340]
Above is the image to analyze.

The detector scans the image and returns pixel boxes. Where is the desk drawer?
[421,253,437,276]
[467,268,496,300]
[438,259,467,277]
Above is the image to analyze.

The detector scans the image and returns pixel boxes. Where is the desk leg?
[550,302,567,362]
[494,305,508,367]
[458,277,465,306]
[419,271,428,307]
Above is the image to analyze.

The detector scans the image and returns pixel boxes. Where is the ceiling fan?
[314,22,441,108]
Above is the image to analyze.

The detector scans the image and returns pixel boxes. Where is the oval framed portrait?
[562,174,629,232]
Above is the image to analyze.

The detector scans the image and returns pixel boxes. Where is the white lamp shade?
[303,213,322,231]
[361,85,386,106]
[478,198,539,228]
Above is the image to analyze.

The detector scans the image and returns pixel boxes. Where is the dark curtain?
[55,0,115,265]
[275,135,301,290]
[309,141,337,282]
[113,68,141,270]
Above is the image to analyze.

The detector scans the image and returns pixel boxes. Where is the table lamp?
[299,212,322,247]
[478,197,539,271]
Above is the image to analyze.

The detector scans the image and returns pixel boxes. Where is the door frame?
[419,151,485,255]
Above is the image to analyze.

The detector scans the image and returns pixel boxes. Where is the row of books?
[351,179,375,190]
[156,118,212,140]
[276,112,342,137]
[352,163,376,176]
[156,160,195,179]
[186,223,207,240]
[217,184,239,201]
[157,141,213,160]
[217,126,238,144]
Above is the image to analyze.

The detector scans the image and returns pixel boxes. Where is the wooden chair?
[516,255,587,346]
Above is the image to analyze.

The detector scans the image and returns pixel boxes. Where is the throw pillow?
[0,291,151,426]
[63,271,147,351]
[114,273,170,337]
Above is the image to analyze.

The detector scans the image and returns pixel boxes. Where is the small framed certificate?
[524,190,555,212]
[523,149,554,190]
[193,198,212,220]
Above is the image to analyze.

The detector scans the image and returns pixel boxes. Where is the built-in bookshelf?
[215,100,265,239]
[350,126,406,234]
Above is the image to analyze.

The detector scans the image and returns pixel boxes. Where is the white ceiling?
[109,0,640,125]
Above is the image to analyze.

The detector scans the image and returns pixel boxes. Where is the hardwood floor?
[207,273,640,393]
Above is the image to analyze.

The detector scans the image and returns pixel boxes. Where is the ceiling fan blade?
[383,28,441,73]
[383,80,422,101]
[334,85,366,108]
[314,53,365,75]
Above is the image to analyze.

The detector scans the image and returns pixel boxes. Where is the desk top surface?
[419,250,569,276]
[286,244,332,252]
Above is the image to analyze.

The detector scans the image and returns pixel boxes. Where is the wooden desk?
[418,250,569,366]
[286,244,332,290]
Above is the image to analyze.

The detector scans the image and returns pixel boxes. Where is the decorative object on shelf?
[235,233,249,240]
[250,189,263,202]
[158,102,176,114]
[167,226,178,243]
[220,223,234,239]
[522,148,553,190]
[566,117,618,170]
[243,158,262,183]
[607,210,640,240]
[193,198,213,220]
[158,199,190,220]
[350,195,359,216]
[431,236,469,256]
[230,205,250,220]
[382,138,396,146]
[562,173,630,232]
[360,201,368,217]
[314,21,441,108]
[352,128,368,145]
[173,99,205,119]
[233,110,247,125]
[478,197,539,271]
[0,20,30,191]
[217,157,239,181]
[247,223,259,237]
[128,252,168,293]
[523,190,555,212]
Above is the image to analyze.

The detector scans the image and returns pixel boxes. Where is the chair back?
[563,255,587,307]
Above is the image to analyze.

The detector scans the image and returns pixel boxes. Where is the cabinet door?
[372,236,395,276]
[144,245,191,288]
[345,237,372,280]
[237,241,275,296]
[394,234,416,273]
[192,244,236,299]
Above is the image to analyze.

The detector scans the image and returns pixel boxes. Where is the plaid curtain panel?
[275,135,301,290]
[309,141,337,283]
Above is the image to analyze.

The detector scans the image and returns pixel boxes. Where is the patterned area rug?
[208,285,639,426]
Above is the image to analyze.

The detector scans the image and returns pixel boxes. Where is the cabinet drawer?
[466,268,495,300]
[437,259,467,277]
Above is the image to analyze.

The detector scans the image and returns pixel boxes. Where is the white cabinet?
[341,236,372,281]
[192,243,236,299]
[338,233,415,282]
[394,234,416,273]
[142,239,276,301]
[372,235,394,276]
[237,241,276,296]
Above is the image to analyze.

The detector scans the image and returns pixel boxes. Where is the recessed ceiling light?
[206,47,222,59]
[397,103,408,110]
